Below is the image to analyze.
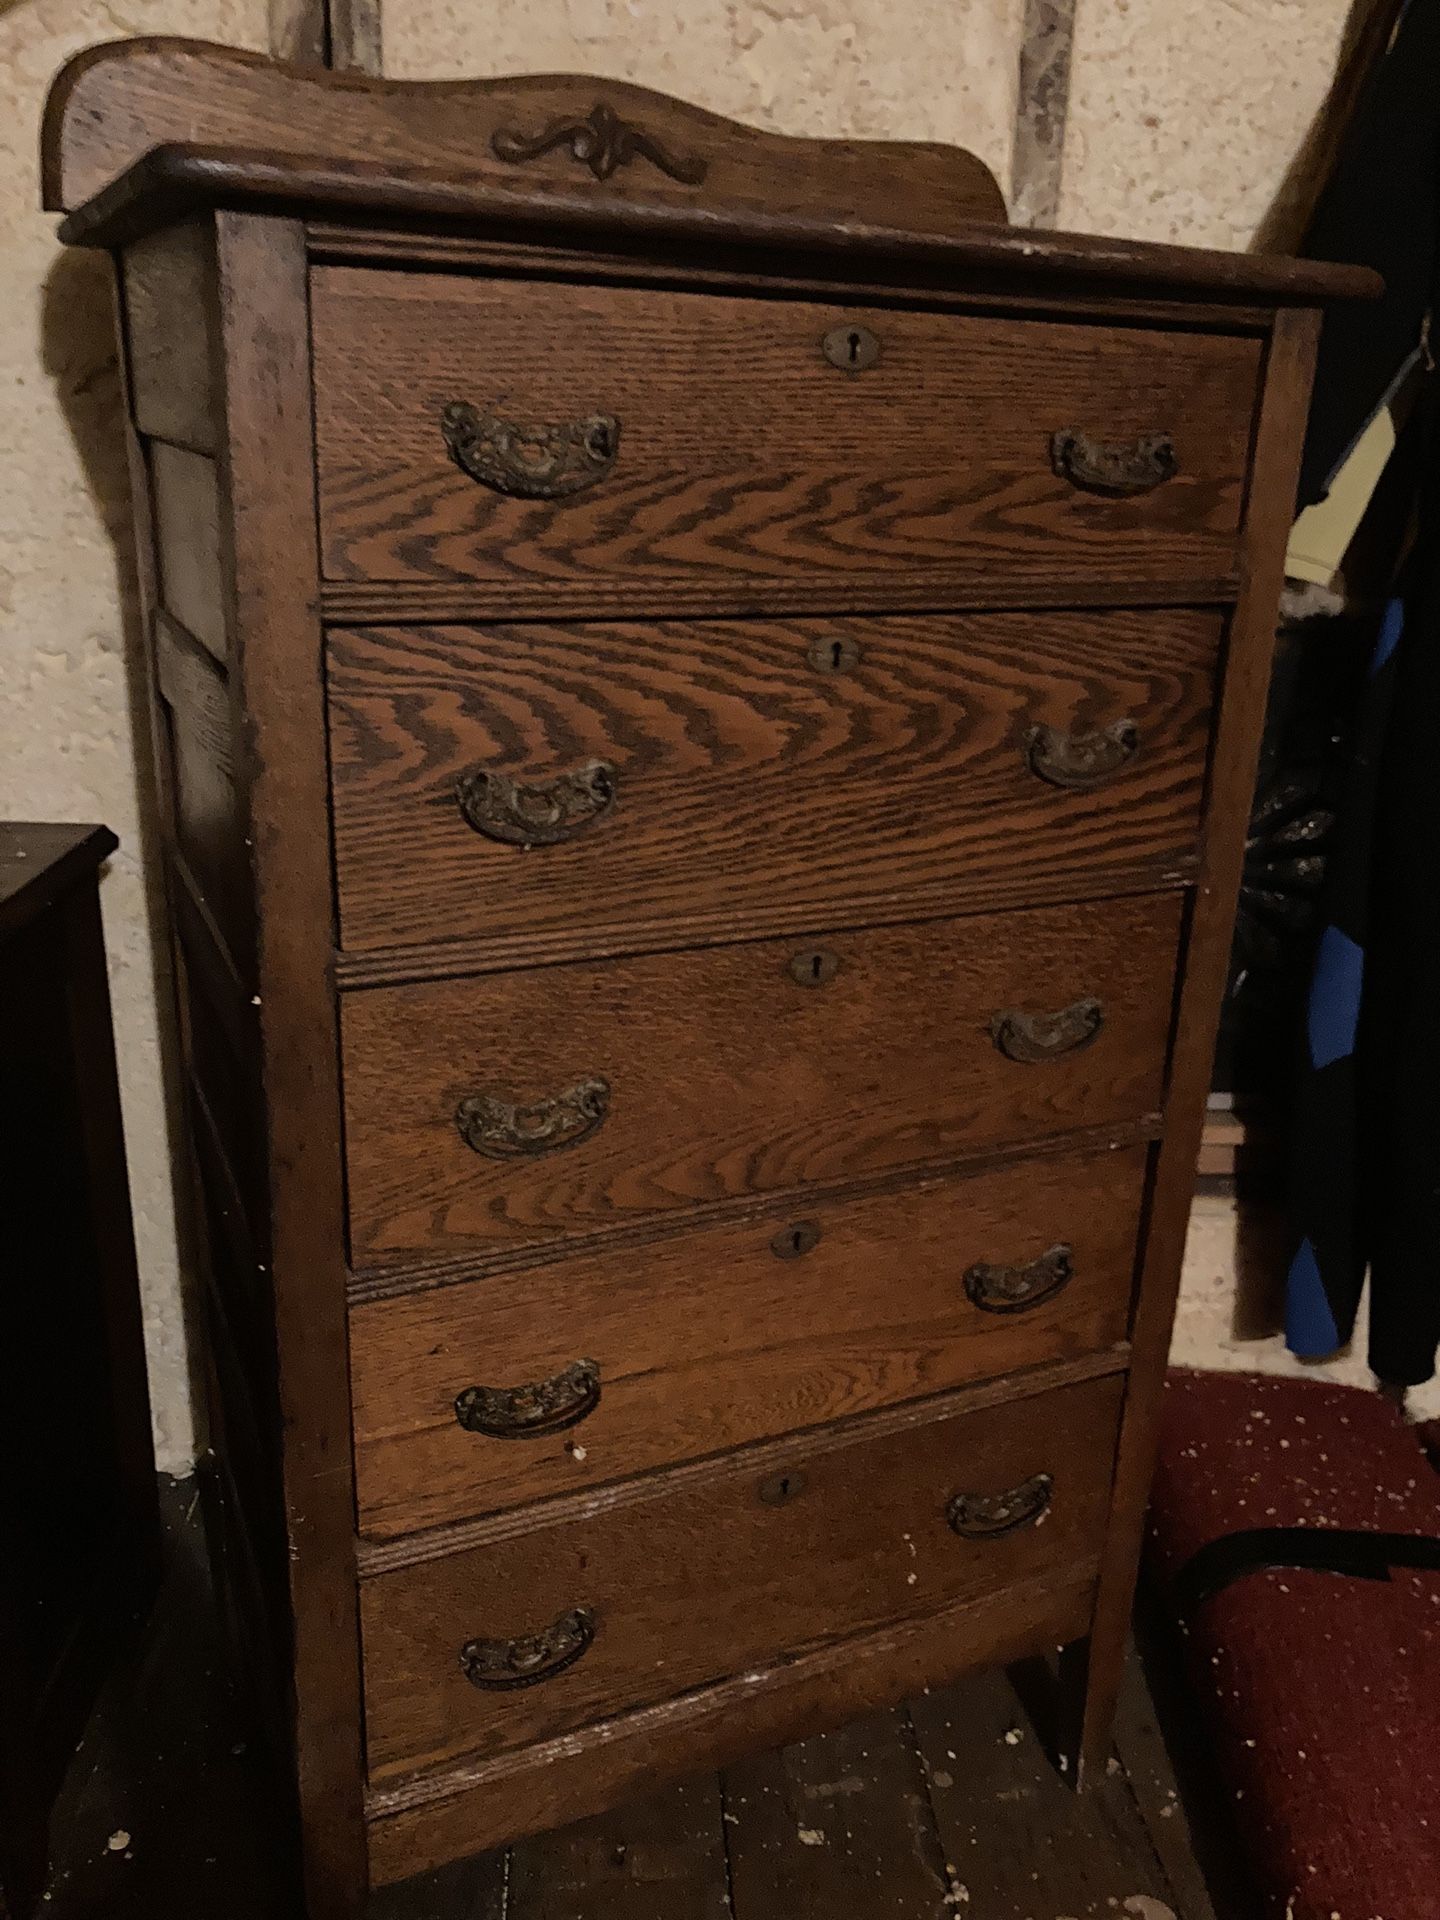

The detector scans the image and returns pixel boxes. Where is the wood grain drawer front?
[311,268,1261,596]
[360,1371,1124,1781]
[328,610,1221,962]
[340,891,1183,1260]
[351,1143,1145,1539]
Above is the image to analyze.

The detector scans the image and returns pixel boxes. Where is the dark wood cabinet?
[0,823,160,1916]
[42,37,1373,1917]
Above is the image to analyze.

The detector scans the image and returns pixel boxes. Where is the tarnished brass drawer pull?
[964,1244,1073,1315]
[456,1076,611,1159]
[454,1359,601,1440]
[441,403,621,499]
[948,1472,1053,1540]
[1051,428,1178,497]
[1025,719,1139,792]
[456,759,617,847]
[460,1606,596,1691]
[991,997,1103,1064]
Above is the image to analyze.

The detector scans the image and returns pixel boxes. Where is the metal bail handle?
[1050,428,1178,497]
[948,1472,1054,1540]
[455,1076,611,1159]
[1025,720,1140,792]
[459,1606,597,1691]
[455,760,617,848]
[454,1359,601,1439]
[963,1244,1074,1315]
[990,998,1104,1064]
[441,403,621,499]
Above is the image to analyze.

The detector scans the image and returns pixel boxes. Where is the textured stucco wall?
[1059,0,1356,247]
[1,0,268,1473]
[384,0,1026,200]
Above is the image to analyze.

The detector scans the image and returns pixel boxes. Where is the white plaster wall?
[383,0,1026,202]
[0,0,268,1473]
[1058,0,1356,247]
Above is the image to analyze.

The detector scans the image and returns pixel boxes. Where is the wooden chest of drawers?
[44,37,1374,1918]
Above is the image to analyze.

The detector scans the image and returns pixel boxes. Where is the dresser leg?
[1055,1631,1112,1793]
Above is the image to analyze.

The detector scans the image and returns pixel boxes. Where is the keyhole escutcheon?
[759,1469,808,1507]
[807,634,860,675]
[771,1220,822,1260]
[822,323,881,372]
[787,948,842,988]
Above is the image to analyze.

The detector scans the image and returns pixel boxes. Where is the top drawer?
[310,269,1262,601]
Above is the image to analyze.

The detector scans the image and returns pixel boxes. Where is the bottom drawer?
[360,1370,1125,1782]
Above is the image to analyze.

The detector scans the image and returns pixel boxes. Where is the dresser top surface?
[0,822,115,940]
[45,36,1377,309]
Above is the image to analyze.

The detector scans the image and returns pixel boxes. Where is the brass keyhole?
[771,1220,822,1260]
[807,634,860,675]
[822,324,880,372]
[787,948,841,988]
[759,1470,807,1507]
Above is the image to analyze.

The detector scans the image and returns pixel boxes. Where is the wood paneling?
[149,441,227,662]
[312,270,1261,596]
[360,1372,1124,1781]
[120,220,218,454]
[154,612,250,974]
[341,893,1183,1259]
[328,609,1221,961]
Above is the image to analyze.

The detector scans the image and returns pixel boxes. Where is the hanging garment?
[1286,595,1402,1359]
[1285,0,1440,1386]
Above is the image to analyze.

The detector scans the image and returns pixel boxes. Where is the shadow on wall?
[39,242,206,1454]
[1251,0,1403,252]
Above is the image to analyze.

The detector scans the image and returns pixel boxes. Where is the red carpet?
[1147,1369,1440,1920]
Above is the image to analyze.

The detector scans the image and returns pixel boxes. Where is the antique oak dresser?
[43,39,1373,1917]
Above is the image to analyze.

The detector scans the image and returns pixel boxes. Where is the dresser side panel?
[211,210,368,1916]
[111,225,291,1764]
[121,216,221,456]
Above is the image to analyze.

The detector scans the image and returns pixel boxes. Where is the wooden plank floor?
[37,1486,1227,1920]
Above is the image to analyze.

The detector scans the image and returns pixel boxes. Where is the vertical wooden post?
[268,0,326,67]
[269,0,382,74]
[1069,306,1324,1789]
[213,211,368,1917]
[329,0,383,75]
[1010,0,1077,227]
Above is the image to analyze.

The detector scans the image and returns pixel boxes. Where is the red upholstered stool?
[1146,1369,1440,1920]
